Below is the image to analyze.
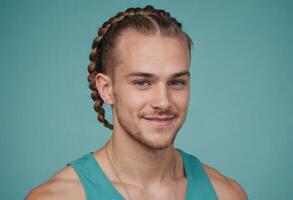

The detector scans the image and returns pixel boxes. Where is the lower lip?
[143,118,174,128]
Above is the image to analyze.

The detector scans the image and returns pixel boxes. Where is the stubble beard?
[117,113,186,151]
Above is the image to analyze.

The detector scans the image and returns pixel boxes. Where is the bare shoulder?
[25,166,85,200]
[203,164,248,200]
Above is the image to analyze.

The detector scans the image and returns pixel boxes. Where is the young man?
[26,5,248,200]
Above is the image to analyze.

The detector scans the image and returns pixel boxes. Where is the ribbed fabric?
[68,149,218,200]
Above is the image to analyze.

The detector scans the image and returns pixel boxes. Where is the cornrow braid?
[87,5,192,130]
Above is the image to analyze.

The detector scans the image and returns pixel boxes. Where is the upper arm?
[203,165,248,200]
[25,166,84,200]
[25,181,62,200]
[225,178,248,200]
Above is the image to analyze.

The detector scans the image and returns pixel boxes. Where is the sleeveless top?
[68,149,218,200]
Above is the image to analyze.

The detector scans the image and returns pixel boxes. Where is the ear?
[95,73,113,105]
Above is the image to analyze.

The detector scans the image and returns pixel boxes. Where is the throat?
[105,139,183,184]
[102,140,187,200]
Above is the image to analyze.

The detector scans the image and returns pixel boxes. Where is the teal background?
[0,0,292,199]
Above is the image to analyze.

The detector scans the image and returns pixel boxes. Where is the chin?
[117,115,182,150]
[131,129,177,150]
[139,140,173,150]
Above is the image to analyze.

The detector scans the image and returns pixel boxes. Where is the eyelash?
[170,80,186,86]
[132,79,186,88]
[133,80,150,87]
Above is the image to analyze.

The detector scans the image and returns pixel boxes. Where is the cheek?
[129,92,151,116]
[114,89,149,113]
[171,90,190,107]
[130,92,148,104]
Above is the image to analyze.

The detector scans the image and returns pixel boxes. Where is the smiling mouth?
[142,116,175,127]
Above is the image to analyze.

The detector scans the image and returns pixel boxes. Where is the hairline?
[105,28,191,81]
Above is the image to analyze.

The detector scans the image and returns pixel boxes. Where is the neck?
[105,130,180,188]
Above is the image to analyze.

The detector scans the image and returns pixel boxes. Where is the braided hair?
[87,5,192,130]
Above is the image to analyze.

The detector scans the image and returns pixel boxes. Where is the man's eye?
[169,79,187,89]
[170,80,186,85]
[133,80,150,87]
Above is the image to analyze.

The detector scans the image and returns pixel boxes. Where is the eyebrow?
[125,70,190,78]
[173,70,190,78]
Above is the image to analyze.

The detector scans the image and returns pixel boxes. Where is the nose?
[150,84,171,110]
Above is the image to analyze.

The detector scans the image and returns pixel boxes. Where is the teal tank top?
[68,149,218,200]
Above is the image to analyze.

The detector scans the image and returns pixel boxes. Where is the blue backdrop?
[0,0,292,199]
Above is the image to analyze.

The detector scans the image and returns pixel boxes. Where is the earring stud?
[105,99,112,104]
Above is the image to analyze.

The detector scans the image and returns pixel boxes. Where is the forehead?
[113,30,190,78]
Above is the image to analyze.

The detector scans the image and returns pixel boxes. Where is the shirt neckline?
[89,148,190,200]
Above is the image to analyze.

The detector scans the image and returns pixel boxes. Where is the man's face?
[111,31,190,150]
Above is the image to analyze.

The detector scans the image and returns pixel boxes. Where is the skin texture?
[107,31,191,150]
[25,31,248,200]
